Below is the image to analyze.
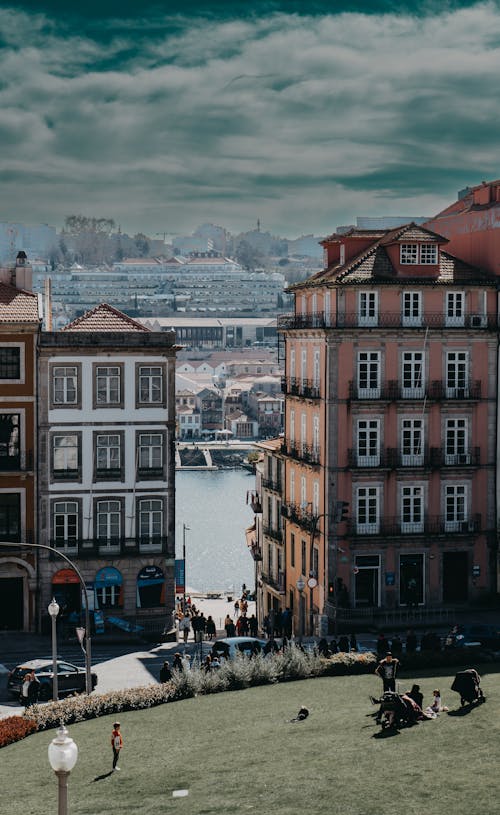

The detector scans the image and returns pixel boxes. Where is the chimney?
[13,250,33,291]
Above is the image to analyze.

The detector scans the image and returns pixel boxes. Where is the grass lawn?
[1,665,499,815]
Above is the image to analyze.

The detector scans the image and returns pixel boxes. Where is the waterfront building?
[279,223,497,633]
[37,304,177,632]
[0,253,41,630]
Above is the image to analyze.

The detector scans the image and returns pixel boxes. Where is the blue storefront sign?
[175,559,185,594]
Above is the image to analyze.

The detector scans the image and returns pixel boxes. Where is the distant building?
[0,222,57,264]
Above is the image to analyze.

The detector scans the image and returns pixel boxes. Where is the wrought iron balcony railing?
[346,514,481,538]
[281,502,319,532]
[278,311,497,331]
[348,379,482,402]
[262,477,283,493]
[263,525,283,543]
[347,447,481,469]
[281,377,321,399]
[49,536,174,558]
[281,442,321,466]
[261,571,286,593]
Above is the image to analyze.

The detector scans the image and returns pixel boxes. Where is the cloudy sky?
[2,0,500,238]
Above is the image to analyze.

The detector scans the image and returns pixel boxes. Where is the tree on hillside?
[134,233,150,257]
[62,215,117,265]
[236,240,262,271]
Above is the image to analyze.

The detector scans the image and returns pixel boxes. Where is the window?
[420,244,437,264]
[289,409,295,443]
[400,244,418,264]
[313,415,320,454]
[402,351,424,398]
[401,485,424,533]
[0,414,20,469]
[445,419,468,464]
[401,418,424,466]
[96,434,121,475]
[356,486,379,534]
[300,412,307,449]
[313,481,320,515]
[138,498,163,542]
[0,493,20,541]
[290,348,296,379]
[358,292,378,326]
[356,419,380,466]
[53,366,78,405]
[53,434,78,477]
[138,433,163,473]
[324,291,331,326]
[301,539,307,574]
[446,292,465,327]
[301,347,307,381]
[0,347,20,379]
[402,292,422,326]
[267,543,273,576]
[357,351,381,398]
[95,366,121,405]
[313,349,320,388]
[290,469,295,502]
[53,501,78,548]
[445,485,467,532]
[95,567,123,609]
[290,532,295,567]
[138,366,163,404]
[96,584,121,609]
[446,352,468,397]
[96,500,121,545]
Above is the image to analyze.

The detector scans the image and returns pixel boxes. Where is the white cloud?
[0,4,499,235]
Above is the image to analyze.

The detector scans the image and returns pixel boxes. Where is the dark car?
[7,659,98,701]
[445,624,500,650]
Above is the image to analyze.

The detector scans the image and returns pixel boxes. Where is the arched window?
[95,566,123,609]
[137,565,165,608]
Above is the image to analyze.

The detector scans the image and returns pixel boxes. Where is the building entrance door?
[443,552,468,603]
[0,577,23,630]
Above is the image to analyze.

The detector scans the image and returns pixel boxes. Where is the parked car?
[7,659,98,701]
[211,636,268,659]
[445,624,500,650]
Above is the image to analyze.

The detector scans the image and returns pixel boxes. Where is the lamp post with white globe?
[48,725,78,815]
[48,598,60,701]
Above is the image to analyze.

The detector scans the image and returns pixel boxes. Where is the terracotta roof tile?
[0,282,40,323]
[62,303,150,332]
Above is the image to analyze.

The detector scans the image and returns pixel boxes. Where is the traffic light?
[328,581,335,599]
[334,500,349,523]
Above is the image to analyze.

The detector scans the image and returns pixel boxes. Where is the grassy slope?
[1,667,499,815]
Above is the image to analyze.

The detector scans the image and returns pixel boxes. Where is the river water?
[175,469,256,594]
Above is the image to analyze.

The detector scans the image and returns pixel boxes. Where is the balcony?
[249,492,262,513]
[261,570,286,594]
[278,311,497,331]
[49,536,174,559]
[281,377,321,400]
[0,450,34,473]
[281,442,320,466]
[262,477,283,493]
[348,448,432,469]
[346,514,481,538]
[281,502,319,532]
[348,379,482,402]
[429,447,481,468]
[263,525,283,543]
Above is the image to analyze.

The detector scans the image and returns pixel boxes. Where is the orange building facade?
[279,224,497,633]
[0,254,41,631]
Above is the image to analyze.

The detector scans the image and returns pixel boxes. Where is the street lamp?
[296,576,305,641]
[182,523,190,612]
[48,598,60,701]
[48,725,78,815]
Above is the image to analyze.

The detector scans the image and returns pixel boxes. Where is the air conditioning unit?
[470,314,485,328]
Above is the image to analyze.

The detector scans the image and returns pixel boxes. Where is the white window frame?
[402,291,422,327]
[290,348,296,379]
[97,499,121,548]
[357,351,381,398]
[358,291,378,326]
[138,498,163,546]
[301,347,307,381]
[356,419,380,466]
[324,291,331,326]
[445,418,468,465]
[96,434,121,471]
[53,434,78,473]
[313,348,320,388]
[312,415,320,455]
[53,366,78,405]
[96,366,121,404]
[139,433,163,470]
[400,485,424,533]
[401,418,424,466]
[139,366,163,404]
[356,486,380,534]
[444,484,468,532]
[53,501,78,550]
[402,351,425,399]
[289,409,295,444]
[419,244,438,264]
[446,351,468,398]
[300,412,307,449]
[400,244,418,265]
[290,469,295,503]
[446,292,465,327]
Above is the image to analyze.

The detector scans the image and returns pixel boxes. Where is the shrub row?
[0,716,37,748]
[21,648,377,733]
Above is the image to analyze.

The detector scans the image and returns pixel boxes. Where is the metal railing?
[348,379,482,401]
[281,442,321,466]
[347,446,481,469]
[281,502,319,532]
[48,536,174,558]
[262,477,283,493]
[263,525,283,543]
[281,377,321,399]
[346,513,481,538]
[278,311,497,331]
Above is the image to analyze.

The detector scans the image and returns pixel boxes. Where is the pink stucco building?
[278,223,497,632]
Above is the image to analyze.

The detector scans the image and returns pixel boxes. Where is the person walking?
[206,615,216,640]
[27,670,40,704]
[111,722,123,772]
[179,612,191,644]
[172,652,184,672]
[249,614,258,637]
[20,672,31,706]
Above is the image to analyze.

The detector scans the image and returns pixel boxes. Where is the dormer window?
[420,244,438,264]
[400,243,438,265]
[400,244,418,264]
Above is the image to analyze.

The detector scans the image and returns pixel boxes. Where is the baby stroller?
[451,669,485,707]
[375,691,416,730]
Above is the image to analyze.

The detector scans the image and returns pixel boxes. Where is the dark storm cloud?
[1,2,500,235]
